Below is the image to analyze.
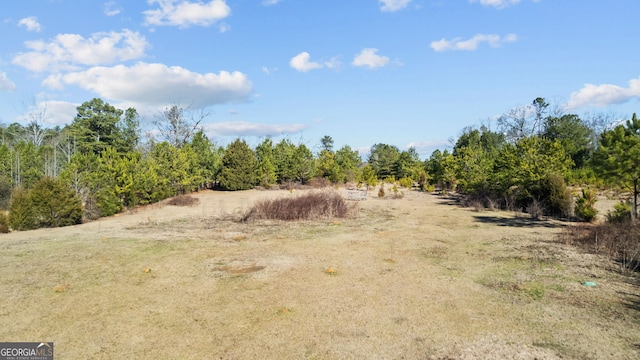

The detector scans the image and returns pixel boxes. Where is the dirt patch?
[0,188,638,359]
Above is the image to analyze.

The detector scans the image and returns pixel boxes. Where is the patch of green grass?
[522,281,546,300]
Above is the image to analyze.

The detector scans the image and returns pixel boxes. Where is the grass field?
[1,188,639,359]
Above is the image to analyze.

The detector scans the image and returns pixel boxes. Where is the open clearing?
[1,188,639,359]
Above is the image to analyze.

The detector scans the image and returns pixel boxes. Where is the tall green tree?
[543,114,593,168]
[255,138,277,186]
[218,139,257,191]
[368,143,400,179]
[593,113,640,218]
[335,145,361,183]
[187,130,218,188]
[273,139,297,183]
[69,98,125,155]
[394,147,421,180]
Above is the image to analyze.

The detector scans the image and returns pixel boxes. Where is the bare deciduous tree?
[153,104,209,148]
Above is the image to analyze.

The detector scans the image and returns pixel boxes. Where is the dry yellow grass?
[0,189,638,359]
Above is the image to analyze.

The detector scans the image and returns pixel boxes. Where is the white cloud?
[21,100,79,126]
[567,77,640,109]
[262,0,282,5]
[379,0,412,12]
[0,72,16,91]
[352,48,390,69]
[218,22,230,32]
[43,62,253,108]
[430,33,517,52]
[18,16,41,32]
[469,0,521,9]
[104,1,122,16]
[407,140,450,155]
[289,52,340,72]
[290,52,323,72]
[202,121,308,137]
[144,0,231,28]
[12,29,149,72]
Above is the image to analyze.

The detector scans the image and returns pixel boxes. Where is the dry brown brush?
[167,195,200,207]
[563,220,640,273]
[242,190,354,221]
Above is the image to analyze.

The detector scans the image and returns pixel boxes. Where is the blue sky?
[1,0,639,157]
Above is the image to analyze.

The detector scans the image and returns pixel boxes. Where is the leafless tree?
[153,104,209,148]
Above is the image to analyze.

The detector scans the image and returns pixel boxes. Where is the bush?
[242,190,353,221]
[606,201,633,223]
[564,220,640,272]
[167,195,200,207]
[9,178,83,231]
[29,177,83,228]
[308,177,331,188]
[0,212,9,233]
[378,183,385,198]
[527,199,545,220]
[8,187,36,231]
[575,188,598,222]
[398,177,413,189]
[531,173,572,217]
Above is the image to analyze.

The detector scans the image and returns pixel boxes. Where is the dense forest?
[0,97,638,232]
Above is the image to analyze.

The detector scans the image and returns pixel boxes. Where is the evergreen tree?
[219,139,257,191]
[255,138,277,186]
[69,98,126,155]
[593,113,640,218]
[29,177,83,228]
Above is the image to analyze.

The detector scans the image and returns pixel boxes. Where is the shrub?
[308,177,331,188]
[527,199,545,220]
[167,195,200,207]
[575,188,598,222]
[29,177,83,228]
[531,173,572,217]
[9,178,83,231]
[378,183,385,198]
[606,201,633,223]
[8,187,36,231]
[242,190,353,221]
[0,211,9,233]
[398,177,413,189]
[564,220,640,272]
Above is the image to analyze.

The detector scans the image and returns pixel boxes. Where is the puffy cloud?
[469,0,521,9]
[104,1,122,16]
[379,0,411,12]
[430,33,517,52]
[144,0,231,28]
[352,48,390,69]
[18,16,41,32]
[43,62,253,108]
[202,121,308,137]
[289,52,340,72]
[289,52,323,72]
[0,72,16,91]
[19,100,79,126]
[12,29,149,72]
[567,77,640,109]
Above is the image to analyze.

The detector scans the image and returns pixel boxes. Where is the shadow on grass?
[472,215,567,229]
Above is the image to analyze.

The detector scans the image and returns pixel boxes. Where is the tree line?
[0,96,637,231]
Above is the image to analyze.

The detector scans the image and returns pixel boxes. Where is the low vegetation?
[166,194,199,207]
[242,190,353,221]
[564,218,640,273]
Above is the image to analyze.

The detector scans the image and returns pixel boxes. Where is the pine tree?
[219,139,257,191]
